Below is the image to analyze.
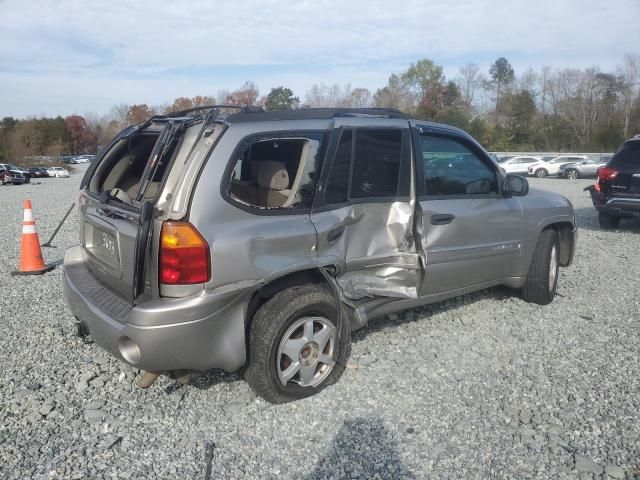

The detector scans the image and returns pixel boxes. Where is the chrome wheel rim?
[536,169,546,177]
[549,244,558,292]
[277,316,336,388]
[567,170,578,179]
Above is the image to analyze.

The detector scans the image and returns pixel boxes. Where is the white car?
[498,156,543,175]
[47,167,70,178]
[527,155,588,177]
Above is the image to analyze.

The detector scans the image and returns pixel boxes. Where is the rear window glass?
[610,142,640,169]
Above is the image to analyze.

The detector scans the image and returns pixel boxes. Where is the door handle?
[431,214,455,225]
[345,205,367,225]
[327,225,345,243]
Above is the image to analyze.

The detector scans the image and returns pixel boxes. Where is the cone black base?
[11,264,55,276]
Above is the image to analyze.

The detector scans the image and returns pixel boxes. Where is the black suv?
[586,137,640,229]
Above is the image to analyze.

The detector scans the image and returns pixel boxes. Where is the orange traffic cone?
[11,199,54,276]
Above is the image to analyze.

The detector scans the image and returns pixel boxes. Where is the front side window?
[227,133,325,210]
[418,134,498,196]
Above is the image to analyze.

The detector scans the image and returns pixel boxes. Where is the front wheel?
[566,169,579,180]
[521,229,560,305]
[599,212,620,229]
[245,284,351,404]
[535,168,548,178]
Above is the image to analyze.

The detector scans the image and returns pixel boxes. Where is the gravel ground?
[0,170,639,480]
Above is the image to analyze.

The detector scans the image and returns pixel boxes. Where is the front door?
[310,118,421,300]
[412,122,525,295]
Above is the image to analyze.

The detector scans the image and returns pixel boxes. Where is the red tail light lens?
[597,167,619,181]
[159,221,211,285]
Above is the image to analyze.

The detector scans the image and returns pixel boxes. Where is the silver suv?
[64,107,577,403]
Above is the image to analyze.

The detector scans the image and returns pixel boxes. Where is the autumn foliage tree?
[165,95,215,113]
[126,104,154,125]
[65,115,95,154]
[224,82,259,106]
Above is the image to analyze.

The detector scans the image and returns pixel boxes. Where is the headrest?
[256,161,289,191]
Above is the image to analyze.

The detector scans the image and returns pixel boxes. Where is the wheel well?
[244,269,333,349]
[545,222,574,266]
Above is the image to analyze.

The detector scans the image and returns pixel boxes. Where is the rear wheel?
[245,284,351,404]
[598,212,620,229]
[566,169,579,180]
[535,168,548,178]
[522,229,559,305]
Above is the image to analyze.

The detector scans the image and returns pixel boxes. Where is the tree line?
[1,54,638,162]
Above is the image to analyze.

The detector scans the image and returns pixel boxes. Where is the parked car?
[63,107,577,403]
[585,137,640,229]
[527,156,588,177]
[47,166,70,178]
[28,167,50,178]
[558,158,607,179]
[0,163,30,184]
[498,156,543,175]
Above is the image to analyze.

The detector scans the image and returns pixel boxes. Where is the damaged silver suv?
[64,106,577,403]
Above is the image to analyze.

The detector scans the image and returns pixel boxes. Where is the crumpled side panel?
[337,202,420,300]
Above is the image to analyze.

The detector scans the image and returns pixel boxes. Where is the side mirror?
[503,174,529,197]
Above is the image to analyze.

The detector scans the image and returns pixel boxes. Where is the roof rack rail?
[225,107,411,123]
[163,104,244,118]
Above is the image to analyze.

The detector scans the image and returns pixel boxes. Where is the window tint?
[325,130,352,204]
[419,134,498,196]
[610,142,640,169]
[350,129,402,199]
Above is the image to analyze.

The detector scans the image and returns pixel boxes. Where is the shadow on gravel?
[168,370,243,394]
[573,206,640,233]
[308,417,416,479]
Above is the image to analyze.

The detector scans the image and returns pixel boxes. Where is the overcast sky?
[1,0,638,118]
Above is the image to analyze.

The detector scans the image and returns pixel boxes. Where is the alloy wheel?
[276,316,336,388]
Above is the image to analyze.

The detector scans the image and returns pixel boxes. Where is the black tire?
[521,229,560,305]
[598,212,620,229]
[245,284,351,404]
[535,168,548,178]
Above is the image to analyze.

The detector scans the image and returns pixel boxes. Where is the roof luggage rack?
[225,107,410,123]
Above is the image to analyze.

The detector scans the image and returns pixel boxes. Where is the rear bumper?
[63,246,249,372]
[586,187,640,218]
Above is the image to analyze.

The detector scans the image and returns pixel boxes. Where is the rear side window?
[325,130,352,204]
[610,142,640,169]
[324,128,409,204]
[418,134,498,196]
[227,132,326,211]
[351,129,403,199]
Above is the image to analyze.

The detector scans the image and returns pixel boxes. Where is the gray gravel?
[1,171,639,479]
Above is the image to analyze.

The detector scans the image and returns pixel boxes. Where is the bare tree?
[457,63,484,108]
[349,88,372,108]
[618,54,640,138]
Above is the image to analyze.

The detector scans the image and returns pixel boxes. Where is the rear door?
[80,120,201,303]
[412,122,525,295]
[310,118,421,299]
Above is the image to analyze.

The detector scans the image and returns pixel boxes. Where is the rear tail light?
[159,221,211,285]
[597,166,619,181]
[595,166,619,192]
